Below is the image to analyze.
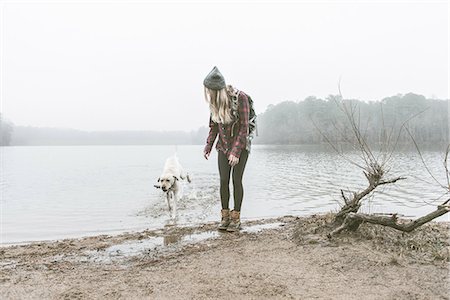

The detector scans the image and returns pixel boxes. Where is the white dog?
[154,155,191,218]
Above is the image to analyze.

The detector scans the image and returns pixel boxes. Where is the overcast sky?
[1,1,448,131]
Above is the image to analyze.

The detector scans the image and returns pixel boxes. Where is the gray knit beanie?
[203,66,226,90]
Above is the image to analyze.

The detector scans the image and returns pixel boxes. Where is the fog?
[1,1,448,132]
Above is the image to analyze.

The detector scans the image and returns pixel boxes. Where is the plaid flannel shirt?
[204,91,250,159]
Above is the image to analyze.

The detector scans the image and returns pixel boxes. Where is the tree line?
[255,93,449,146]
[0,114,13,146]
[1,93,448,146]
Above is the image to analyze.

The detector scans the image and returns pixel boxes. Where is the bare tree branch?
[384,108,429,166]
[379,177,407,185]
[328,199,450,238]
[405,127,447,190]
[340,189,349,204]
[444,144,450,191]
[310,116,366,170]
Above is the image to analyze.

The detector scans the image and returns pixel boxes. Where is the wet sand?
[1,214,449,299]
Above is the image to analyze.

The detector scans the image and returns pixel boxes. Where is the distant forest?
[1,93,448,146]
[257,93,448,146]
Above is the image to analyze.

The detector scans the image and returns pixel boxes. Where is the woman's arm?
[204,116,218,155]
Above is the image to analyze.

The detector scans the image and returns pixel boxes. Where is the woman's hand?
[203,150,211,160]
[228,154,239,166]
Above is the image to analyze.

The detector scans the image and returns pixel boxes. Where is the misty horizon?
[3,92,449,133]
[3,93,448,146]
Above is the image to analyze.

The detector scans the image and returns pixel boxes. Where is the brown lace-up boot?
[227,210,241,232]
[218,209,230,231]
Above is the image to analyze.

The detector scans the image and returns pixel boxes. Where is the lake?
[1,145,448,244]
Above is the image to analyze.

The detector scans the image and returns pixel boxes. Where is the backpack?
[231,90,258,138]
[246,94,258,137]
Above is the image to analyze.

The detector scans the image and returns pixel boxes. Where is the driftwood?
[333,170,406,226]
[328,199,450,238]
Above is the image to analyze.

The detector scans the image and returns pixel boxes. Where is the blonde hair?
[204,86,234,124]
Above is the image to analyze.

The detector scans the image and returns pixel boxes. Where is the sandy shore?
[1,214,449,299]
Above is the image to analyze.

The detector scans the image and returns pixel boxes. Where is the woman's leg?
[218,150,232,209]
[232,150,249,212]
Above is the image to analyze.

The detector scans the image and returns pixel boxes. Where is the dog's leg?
[172,191,178,218]
[179,167,190,183]
[166,192,172,212]
[180,172,191,183]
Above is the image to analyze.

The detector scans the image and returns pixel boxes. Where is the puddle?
[106,237,165,257]
[181,231,220,243]
[83,230,220,263]
[78,222,283,264]
[241,222,284,233]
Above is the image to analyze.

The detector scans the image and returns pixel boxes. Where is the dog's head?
[157,175,179,192]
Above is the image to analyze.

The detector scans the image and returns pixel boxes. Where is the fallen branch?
[334,175,406,225]
[328,199,450,238]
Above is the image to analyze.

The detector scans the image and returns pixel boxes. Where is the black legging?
[218,150,249,212]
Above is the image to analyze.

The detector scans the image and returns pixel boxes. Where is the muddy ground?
[1,214,449,299]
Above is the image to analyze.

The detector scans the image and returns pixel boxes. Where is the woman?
[203,66,251,232]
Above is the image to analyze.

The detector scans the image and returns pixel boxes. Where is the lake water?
[1,145,448,244]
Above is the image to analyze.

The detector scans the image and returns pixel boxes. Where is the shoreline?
[1,214,449,299]
[0,215,295,247]
[4,212,448,247]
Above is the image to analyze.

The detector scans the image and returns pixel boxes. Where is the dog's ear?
[173,176,179,181]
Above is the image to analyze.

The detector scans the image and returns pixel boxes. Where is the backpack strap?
[230,89,240,137]
[230,88,240,119]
